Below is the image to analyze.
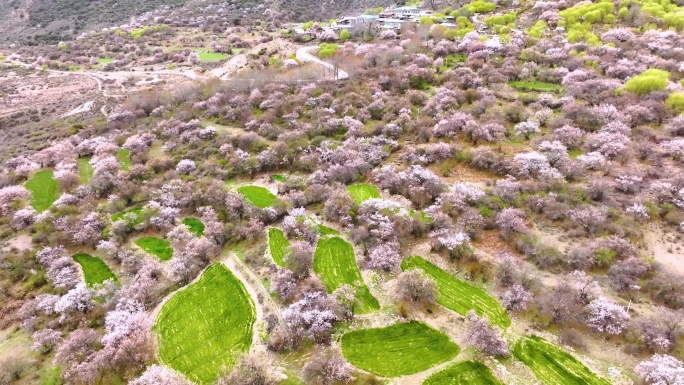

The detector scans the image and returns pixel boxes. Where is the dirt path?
[212,54,248,80]
[296,46,349,80]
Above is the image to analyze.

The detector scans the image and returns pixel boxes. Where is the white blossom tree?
[584,297,630,335]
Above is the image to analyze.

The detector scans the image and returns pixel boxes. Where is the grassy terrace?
[117,149,131,170]
[341,321,460,377]
[424,361,504,385]
[268,228,290,266]
[514,336,611,385]
[155,264,256,384]
[77,157,94,183]
[402,256,510,328]
[183,217,205,237]
[508,80,564,92]
[313,237,379,313]
[72,253,117,286]
[237,185,279,208]
[347,183,381,204]
[135,236,173,261]
[25,170,59,213]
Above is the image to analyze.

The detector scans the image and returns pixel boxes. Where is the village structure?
[332,6,458,30]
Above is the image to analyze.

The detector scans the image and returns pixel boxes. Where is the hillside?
[0,0,395,44]
[1,0,684,385]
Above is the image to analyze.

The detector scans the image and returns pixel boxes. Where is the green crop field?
[77,157,94,183]
[513,336,611,385]
[25,170,59,213]
[402,256,510,328]
[190,48,229,63]
[347,183,381,204]
[313,237,379,313]
[268,228,290,266]
[98,58,114,64]
[155,263,256,384]
[318,224,340,236]
[341,321,460,377]
[183,217,205,236]
[135,237,173,261]
[424,361,503,385]
[117,149,131,170]
[508,80,564,92]
[72,253,117,286]
[237,185,279,208]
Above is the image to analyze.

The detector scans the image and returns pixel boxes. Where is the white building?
[392,6,421,17]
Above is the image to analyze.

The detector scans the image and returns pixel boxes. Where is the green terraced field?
[237,185,279,208]
[25,170,59,213]
[135,236,173,261]
[117,149,131,170]
[341,321,460,377]
[199,53,229,62]
[513,336,611,385]
[318,224,340,236]
[313,237,379,313]
[347,183,381,204]
[72,253,117,286]
[268,228,290,266]
[183,217,205,236]
[508,80,564,92]
[402,256,510,328]
[423,361,503,385]
[155,264,256,384]
[77,157,94,183]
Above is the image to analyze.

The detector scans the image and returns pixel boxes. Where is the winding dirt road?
[295,46,349,80]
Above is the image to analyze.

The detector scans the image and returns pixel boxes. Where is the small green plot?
[198,52,229,62]
[514,336,611,385]
[112,206,143,226]
[423,361,504,385]
[72,253,117,286]
[117,149,131,171]
[77,157,94,184]
[508,80,563,92]
[237,185,279,208]
[98,58,114,64]
[271,174,286,182]
[268,228,290,266]
[402,256,510,328]
[347,183,381,204]
[183,218,205,237]
[341,321,460,377]
[313,237,379,313]
[155,263,256,384]
[25,170,59,213]
[135,237,173,261]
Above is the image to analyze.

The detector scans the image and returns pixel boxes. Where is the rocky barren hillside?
[0,0,394,44]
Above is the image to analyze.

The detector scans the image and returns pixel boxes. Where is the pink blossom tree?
[130,365,192,385]
[461,310,509,357]
[635,354,684,385]
[501,284,533,311]
[392,269,437,305]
